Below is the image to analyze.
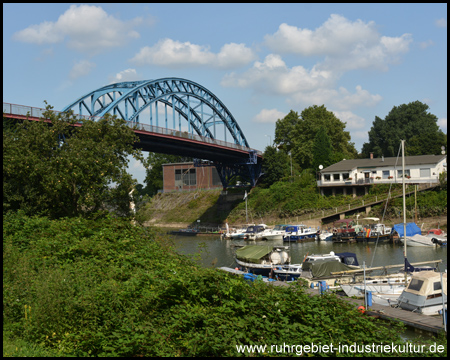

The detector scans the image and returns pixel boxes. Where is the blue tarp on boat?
[392,222,421,237]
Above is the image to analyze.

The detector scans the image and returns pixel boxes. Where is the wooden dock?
[218,267,446,334]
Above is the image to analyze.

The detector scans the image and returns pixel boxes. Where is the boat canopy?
[363,217,380,222]
[336,252,359,266]
[235,245,273,264]
[303,260,357,278]
[392,222,421,237]
[405,272,447,296]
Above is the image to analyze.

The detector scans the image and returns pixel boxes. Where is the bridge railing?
[292,184,437,222]
[3,102,262,155]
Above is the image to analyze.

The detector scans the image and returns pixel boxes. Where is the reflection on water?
[170,234,447,272]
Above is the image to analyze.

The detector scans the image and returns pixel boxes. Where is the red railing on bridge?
[3,102,262,156]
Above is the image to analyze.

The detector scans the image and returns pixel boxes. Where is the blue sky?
[3,3,447,184]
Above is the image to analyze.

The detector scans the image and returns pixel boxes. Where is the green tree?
[144,153,192,196]
[259,145,291,188]
[3,104,145,218]
[273,110,300,153]
[311,126,332,172]
[274,105,357,170]
[361,100,446,157]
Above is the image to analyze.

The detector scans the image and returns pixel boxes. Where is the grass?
[3,329,74,357]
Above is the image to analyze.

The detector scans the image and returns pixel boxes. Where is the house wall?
[162,162,223,192]
[317,157,446,196]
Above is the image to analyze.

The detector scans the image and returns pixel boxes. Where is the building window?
[342,173,350,180]
[382,170,390,179]
[420,168,430,178]
[397,169,410,178]
[324,174,331,182]
[333,174,340,181]
[175,168,196,188]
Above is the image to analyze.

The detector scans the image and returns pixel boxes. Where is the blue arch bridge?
[3,78,263,189]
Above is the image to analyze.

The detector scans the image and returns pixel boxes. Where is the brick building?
[162,162,223,192]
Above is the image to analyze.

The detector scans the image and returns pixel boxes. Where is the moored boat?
[234,245,290,276]
[243,224,269,241]
[273,264,303,281]
[283,224,318,242]
[356,217,391,243]
[256,224,289,241]
[332,219,361,243]
[396,271,447,315]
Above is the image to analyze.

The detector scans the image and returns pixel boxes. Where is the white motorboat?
[222,224,252,240]
[283,224,318,242]
[255,224,289,241]
[396,271,447,315]
[273,264,303,281]
[243,224,269,240]
[398,234,437,247]
[318,230,333,241]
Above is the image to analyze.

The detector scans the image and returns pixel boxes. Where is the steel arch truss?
[62,78,249,147]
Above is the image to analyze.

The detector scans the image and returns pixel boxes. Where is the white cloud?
[221,54,335,95]
[13,5,142,54]
[222,54,382,111]
[438,117,447,131]
[419,39,434,49]
[69,60,96,80]
[130,38,256,69]
[252,108,286,124]
[264,14,412,72]
[332,110,367,130]
[109,69,141,83]
[435,18,447,28]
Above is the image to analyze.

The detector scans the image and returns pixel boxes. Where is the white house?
[317,154,447,197]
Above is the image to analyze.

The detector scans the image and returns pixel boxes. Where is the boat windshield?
[407,279,424,292]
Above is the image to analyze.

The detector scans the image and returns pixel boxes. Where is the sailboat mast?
[401,140,407,264]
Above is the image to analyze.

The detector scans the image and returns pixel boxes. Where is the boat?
[234,245,290,276]
[356,217,392,243]
[393,223,437,247]
[396,271,447,315]
[170,228,199,236]
[222,224,252,240]
[282,224,318,242]
[332,219,361,243]
[297,251,362,287]
[255,224,289,241]
[426,228,447,247]
[243,224,269,241]
[272,264,303,281]
[318,230,333,241]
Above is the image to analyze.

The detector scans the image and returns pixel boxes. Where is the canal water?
[169,233,447,273]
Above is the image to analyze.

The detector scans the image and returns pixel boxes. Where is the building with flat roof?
[162,162,223,192]
[317,154,447,197]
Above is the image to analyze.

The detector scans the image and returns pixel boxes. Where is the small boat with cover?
[234,245,290,276]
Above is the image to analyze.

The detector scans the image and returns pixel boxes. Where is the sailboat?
[340,140,440,304]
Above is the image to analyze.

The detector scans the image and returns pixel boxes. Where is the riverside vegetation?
[138,179,447,229]
[3,211,447,357]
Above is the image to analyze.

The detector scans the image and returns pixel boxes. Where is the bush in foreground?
[3,212,446,356]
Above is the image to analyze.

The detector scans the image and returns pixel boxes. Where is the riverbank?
[138,186,447,232]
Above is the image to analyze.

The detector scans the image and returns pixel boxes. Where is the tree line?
[3,100,446,214]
